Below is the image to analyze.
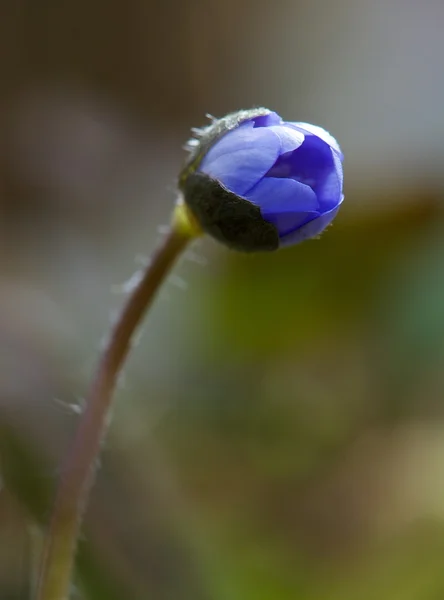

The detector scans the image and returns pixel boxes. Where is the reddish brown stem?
[36,223,192,600]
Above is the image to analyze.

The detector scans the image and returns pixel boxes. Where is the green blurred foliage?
[4,193,444,599]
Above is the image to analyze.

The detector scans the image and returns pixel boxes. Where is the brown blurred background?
[1,0,444,598]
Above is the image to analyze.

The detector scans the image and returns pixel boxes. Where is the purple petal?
[199,123,281,197]
[279,197,344,247]
[250,111,282,127]
[268,134,338,210]
[317,148,343,209]
[263,210,320,238]
[245,176,319,213]
[332,148,344,189]
[287,122,343,160]
[267,125,305,154]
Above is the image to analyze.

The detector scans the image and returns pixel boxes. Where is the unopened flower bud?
[179,108,344,252]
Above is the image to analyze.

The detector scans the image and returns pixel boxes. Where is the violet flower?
[180,108,344,251]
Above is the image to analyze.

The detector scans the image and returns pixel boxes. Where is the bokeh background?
[1,0,444,598]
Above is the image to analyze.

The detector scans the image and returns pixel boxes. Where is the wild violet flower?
[37,108,344,600]
[180,108,344,252]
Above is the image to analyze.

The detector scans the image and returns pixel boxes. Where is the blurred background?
[1,0,444,598]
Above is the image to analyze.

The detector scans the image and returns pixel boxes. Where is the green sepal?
[182,172,279,253]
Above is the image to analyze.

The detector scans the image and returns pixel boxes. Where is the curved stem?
[36,205,198,600]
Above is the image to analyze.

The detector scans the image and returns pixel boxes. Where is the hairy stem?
[36,204,199,600]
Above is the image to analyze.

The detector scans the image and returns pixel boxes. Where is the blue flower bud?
[179,108,344,252]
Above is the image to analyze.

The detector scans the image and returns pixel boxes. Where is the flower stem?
[35,203,201,600]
